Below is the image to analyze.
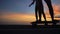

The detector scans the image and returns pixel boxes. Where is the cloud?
[55,15,60,18]
[0,3,60,24]
[0,12,36,24]
[53,4,60,15]
[45,4,60,17]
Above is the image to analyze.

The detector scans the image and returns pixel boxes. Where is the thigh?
[35,6,38,12]
[44,0,52,5]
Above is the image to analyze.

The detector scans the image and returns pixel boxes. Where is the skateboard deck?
[31,20,60,24]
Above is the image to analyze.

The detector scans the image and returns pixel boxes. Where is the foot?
[44,19,47,25]
[53,23,56,25]
[52,20,56,25]
[39,19,41,21]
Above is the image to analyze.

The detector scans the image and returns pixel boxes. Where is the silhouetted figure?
[29,0,46,22]
[44,0,54,21]
[44,0,55,25]
[29,0,55,26]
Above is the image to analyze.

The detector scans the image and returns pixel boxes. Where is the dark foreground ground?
[0,25,60,34]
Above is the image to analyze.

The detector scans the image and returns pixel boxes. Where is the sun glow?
[1,13,60,22]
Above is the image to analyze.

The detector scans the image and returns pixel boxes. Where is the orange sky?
[0,4,60,24]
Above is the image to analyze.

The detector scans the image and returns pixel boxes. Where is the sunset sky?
[0,0,60,25]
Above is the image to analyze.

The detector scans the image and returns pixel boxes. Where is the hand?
[29,5,31,7]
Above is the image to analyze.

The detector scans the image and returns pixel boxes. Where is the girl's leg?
[42,5,46,21]
[44,0,54,21]
[35,7,38,21]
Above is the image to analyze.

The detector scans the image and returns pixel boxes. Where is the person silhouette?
[44,0,54,21]
[44,0,55,25]
[29,0,46,22]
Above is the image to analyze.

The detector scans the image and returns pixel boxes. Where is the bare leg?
[44,0,56,25]
[41,3,47,25]
[41,5,46,21]
[38,1,46,21]
[39,10,41,21]
[35,6,38,21]
[44,0,54,21]
[42,11,46,21]
[38,0,43,22]
[42,11,47,25]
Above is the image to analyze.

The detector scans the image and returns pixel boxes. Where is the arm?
[29,0,35,7]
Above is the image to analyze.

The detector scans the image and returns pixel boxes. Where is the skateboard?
[31,20,60,26]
